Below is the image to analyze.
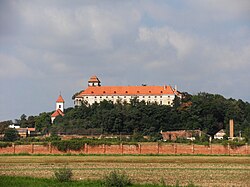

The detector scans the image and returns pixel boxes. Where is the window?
[59,105,61,108]
[114,91,116,94]
[103,91,106,94]
[155,96,157,98]
[91,91,94,94]
[125,91,128,93]
[137,91,140,93]
[149,91,151,93]
[160,101,162,105]
[161,91,163,93]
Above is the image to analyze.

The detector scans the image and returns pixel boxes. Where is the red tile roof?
[51,109,65,117]
[56,95,65,103]
[77,85,175,97]
[88,75,101,83]
[27,128,36,132]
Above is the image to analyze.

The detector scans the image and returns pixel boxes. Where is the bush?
[222,140,246,149]
[3,129,19,142]
[0,142,12,148]
[103,170,131,187]
[54,167,73,182]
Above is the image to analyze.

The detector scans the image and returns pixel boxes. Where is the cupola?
[88,75,101,87]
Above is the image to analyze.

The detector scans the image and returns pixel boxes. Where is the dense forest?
[1,92,250,141]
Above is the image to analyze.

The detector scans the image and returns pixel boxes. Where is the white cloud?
[15,1,141,51]
[138,27,196,58]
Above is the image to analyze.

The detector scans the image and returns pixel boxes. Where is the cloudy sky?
[0,0,250,121]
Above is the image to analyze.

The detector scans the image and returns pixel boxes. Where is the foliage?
[3,128,19,142]
[3,92,250,143]
[0,120,12,134]
[103,170,131,187]
[222,140,246,149]
[0,175,103,187]
[51,139,140,152]
[0,142,12,148]
[54,167,73,182]
[51,140,86,152]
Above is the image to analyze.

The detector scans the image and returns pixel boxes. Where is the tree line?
[1,92,250,141]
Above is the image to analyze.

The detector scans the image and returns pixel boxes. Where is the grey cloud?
[0,0,250,120]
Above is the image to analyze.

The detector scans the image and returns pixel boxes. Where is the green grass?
[0,175,102,187]
[0,175,197,187]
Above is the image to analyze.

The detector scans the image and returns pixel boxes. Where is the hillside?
[1,92,250,142]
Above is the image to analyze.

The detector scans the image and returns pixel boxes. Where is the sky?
[0,0,250,121]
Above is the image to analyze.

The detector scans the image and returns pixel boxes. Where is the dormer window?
[137,91,139,93]
[125,91,128,94]
[91,91,94,94]
[149,91,151,93]
[103,91,106,94]
[114,91,116,94]
[161,91,163,93]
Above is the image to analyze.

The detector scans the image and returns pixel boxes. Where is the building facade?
[161,130,203,141]
[74,75,181,106]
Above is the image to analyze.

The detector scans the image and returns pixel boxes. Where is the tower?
[51,94,65,124]
[56,94,65,112]
[88,75,101,87]
[229,119,234,139]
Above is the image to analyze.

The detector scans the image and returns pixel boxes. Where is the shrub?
[222,140,246,149]
[103,170,131,187]
[160,177,167,186]
[0,142,12,148]
[51,141,68,152]
[54,167,73,182]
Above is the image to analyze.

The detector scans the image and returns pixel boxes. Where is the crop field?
[0,155,250,186]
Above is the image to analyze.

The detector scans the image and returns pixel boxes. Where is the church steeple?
[88,75,101,87]
[51,94,65,124]
[56,94,64,112]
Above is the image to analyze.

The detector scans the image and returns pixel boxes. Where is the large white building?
[74,76,182,106]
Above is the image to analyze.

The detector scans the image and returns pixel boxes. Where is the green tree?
[35,112,51,134]
[0,120,12,134]
[4,128,19,142]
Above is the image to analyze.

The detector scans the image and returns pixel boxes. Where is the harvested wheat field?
[0,155,249,186]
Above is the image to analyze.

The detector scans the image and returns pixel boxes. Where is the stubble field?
[0,155,249,186]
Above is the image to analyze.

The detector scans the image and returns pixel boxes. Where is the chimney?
[229,119,234,139]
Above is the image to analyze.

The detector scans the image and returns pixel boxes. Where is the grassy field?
[0,155,249,186]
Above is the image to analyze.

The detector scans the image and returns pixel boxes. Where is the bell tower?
[56,94,65,112]
[88,75,101,87]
